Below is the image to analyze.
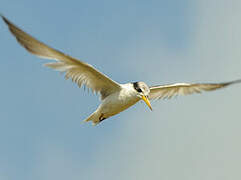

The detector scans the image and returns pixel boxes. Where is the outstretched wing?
[149,80,241,100]
[1,15,121,99]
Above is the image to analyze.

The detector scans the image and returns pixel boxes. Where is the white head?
[133,82,152,110]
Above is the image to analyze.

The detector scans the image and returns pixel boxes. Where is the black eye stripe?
[133,82,142,92]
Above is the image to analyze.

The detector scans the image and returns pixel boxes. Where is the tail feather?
[82,112,100,125]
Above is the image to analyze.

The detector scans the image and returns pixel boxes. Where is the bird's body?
[100,83,140,117]
[85,83,140,124]
[1,14,240,125]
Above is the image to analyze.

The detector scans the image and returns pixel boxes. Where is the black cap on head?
[133,82,142,93]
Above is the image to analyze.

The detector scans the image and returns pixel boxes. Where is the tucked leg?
[99,113,106,122]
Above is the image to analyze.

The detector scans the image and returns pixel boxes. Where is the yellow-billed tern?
[1,15,241,125]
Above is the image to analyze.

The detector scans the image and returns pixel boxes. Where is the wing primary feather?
[149,79,241,100]
[1,15,121,99]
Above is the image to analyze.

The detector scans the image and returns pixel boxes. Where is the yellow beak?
[142,95,152,111]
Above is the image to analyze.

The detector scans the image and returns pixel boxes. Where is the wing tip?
[230,79,241,84]
[0,14,11,26]
[223,79,241,87]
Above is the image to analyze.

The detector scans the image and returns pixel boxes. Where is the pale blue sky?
[1,0,241,180]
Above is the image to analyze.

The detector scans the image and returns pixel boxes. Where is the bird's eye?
[133,82,143,93]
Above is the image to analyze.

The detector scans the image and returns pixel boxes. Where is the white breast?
[97,83,140,117]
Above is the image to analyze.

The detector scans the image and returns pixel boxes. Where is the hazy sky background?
[1,0,241,180]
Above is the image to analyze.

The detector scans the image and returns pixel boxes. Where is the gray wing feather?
[149,80,241,100]
[1,15,121,99]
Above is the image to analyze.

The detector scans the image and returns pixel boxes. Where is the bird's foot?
[99,113,106,122]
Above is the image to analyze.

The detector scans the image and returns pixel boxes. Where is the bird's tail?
[82,111,100,126]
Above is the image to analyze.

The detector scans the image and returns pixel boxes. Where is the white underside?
[84,83,140,125]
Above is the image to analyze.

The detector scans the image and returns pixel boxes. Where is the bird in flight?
[1,15,240,125]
